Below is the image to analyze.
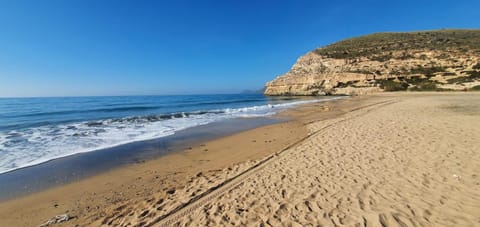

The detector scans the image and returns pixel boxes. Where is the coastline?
[0,117,281,201]
[1,92,479,226]
[0,95,326,176]
[0,95,358,226]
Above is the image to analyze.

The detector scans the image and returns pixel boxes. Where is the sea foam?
[0,97,341,174]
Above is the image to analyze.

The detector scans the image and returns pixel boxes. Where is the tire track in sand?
[148,99,396,227]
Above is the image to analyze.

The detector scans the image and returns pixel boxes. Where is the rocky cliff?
[264,30,480,96]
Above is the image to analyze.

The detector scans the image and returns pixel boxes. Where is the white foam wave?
[0,97,341,174]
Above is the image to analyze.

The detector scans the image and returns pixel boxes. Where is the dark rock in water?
[72,132,88,137]
[85,121,103,127]
[173,113,184,118]
[158,114,172,120]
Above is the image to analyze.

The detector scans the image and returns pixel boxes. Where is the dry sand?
[1,93,480,226]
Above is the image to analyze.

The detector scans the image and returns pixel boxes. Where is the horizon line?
[0,91,265,99]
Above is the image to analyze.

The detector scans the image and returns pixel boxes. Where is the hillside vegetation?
[314,30,480,60]
[265,29,480,96]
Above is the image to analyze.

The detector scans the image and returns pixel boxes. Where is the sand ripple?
[159,94,480,226]
[65,94,480,227]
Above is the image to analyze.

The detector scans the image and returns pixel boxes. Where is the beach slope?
[166,93,480,226]
[1,93,479,226]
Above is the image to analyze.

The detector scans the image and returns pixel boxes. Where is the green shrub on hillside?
[447,71,480,84]
[336,81,356,88]
[435,88,455,91]
[314,30,480,59]
[404,76,431,84]
[470,85,480,91]
[409,81,438,91]
[442,72,456,76]
[447,76,474,84]
[409,66,447,76]
[369,54,392,62]
[376,79,408,91]
[467,70,480,78]
[396,53,415,60]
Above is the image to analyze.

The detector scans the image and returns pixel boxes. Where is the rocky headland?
[264,30,480,95]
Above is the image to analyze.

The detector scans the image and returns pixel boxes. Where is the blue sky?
[0,0,478,97]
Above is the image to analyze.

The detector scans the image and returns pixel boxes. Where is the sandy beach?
[1,92,480,226]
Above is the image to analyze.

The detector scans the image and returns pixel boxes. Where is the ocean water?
[0,94,338,174]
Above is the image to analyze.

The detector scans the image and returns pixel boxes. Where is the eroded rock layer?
[264,30,480,95]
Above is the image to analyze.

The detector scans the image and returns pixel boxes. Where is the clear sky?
[0,0,478,97]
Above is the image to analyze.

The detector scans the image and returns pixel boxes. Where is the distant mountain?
[241,88,265,94]
[264,29,480,95]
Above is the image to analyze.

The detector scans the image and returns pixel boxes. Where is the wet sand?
[1,93,480,226]
[0,117,280,201]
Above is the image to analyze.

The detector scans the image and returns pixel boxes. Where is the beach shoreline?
[0,94,327,176]
[1,92,479,226]
[0,116,281,201]
[0,94,358,226]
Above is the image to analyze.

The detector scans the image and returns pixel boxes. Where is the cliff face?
[264,30,480,96]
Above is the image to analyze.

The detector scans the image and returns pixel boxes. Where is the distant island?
[241,89,264,94]
[264,29,480,96]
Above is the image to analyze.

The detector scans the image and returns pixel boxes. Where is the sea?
[0,94,339,175]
